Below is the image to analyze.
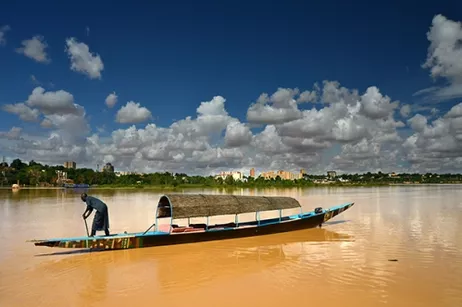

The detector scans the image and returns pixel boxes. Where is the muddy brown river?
[1,186,461,306]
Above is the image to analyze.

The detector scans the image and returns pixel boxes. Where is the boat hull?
[32,202,354,250]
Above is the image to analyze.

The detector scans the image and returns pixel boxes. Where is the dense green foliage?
[1,158,462,188]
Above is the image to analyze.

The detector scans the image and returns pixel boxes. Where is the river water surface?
[1,186,461,307]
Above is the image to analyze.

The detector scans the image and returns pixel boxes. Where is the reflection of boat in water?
[34,228,353,298]
[30,194,354,251]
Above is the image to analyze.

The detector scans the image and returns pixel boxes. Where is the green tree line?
[1,158,462,188]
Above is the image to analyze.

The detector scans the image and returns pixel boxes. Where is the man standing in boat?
[81,193,110,237]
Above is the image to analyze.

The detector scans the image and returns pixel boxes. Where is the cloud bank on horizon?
[1,14,462,175]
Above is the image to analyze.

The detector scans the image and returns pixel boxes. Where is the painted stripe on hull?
[33,202,354,250]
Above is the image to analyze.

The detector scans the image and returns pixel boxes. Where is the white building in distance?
[215,171,243,181]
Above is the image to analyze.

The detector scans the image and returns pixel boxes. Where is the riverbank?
[81,182,396,189]
[3,182,462,191]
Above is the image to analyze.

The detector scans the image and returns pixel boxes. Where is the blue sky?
[1,0,462,174]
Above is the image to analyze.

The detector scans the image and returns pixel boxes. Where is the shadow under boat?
[323,219,350,225]
[35,227,354,257]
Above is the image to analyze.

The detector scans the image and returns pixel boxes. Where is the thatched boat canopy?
[156,194,302,220]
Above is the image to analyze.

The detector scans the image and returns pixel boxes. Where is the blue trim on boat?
[35,202,354,243]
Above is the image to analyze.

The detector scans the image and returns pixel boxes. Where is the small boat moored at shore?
[30,193,355,251]
[63,183,90,188]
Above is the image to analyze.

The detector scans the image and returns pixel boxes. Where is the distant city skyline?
[0,2,462,175]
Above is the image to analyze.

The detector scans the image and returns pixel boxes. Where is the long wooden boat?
[30,194,354,251]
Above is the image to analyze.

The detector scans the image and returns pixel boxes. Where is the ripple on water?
[147,240,289,295]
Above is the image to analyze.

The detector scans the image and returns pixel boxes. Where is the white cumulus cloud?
[65,37,104,79]
[416,14,462,100]
[105,92,118,108]
[0,127,22,140]
[1,87,90,147]
[400,104,412,117]
[0,25,11,46]
[1,103,40,122]
[15,35,50,63]
[224,121,252,148]
[115,101,152,124]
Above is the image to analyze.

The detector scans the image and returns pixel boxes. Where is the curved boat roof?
[156,194,301,219]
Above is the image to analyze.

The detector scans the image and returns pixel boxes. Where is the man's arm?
[82,205,93,219]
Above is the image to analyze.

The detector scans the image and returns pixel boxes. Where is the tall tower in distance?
[64,161,76,169]
[250,168,255,177]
